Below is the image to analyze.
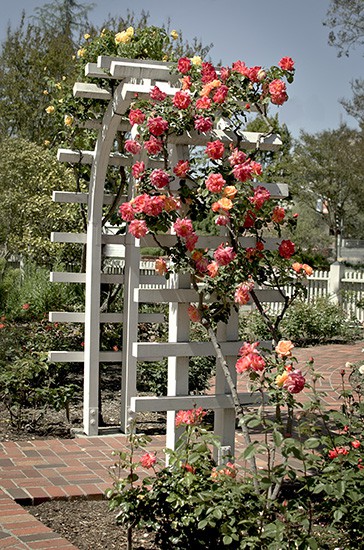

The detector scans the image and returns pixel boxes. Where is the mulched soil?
[0,374,165,550]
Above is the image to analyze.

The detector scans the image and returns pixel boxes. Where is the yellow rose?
[84,33,90,40]
[45,105,55,114]
[115,27,133,44]
[44,140,50,146]
[62,75,66,81]
[55,82,62,90]
[170,30,178,40]
[276,371,289,387]
[77,48,86,58]
[43,90,49,95]
[191,56,202,66]
[163,54,169,61]
[64,114,74,127]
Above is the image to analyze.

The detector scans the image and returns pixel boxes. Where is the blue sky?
[1,0,362,138]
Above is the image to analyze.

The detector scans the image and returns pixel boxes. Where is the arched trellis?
[49,56,289,456]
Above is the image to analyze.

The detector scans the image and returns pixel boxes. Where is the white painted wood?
[57,148,131,167]
[73,82,111,100]
[85,62,113,79]
[52,191,126,205]
[142,233,285,251]
[169,130,282,151]
[130,392,266,412]
[133,341,245,358]
[48,311,164,324]
[50,272,123,284]
[110,60,179,83]
[98,55,172,71]
[51,232,87,244]
[120,233,141,432]
[135,288,285,304]
[48,351,122,362]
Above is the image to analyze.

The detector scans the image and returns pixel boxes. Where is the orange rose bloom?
[200,79,221,97]
[292,262,302,273]
[275,340,294,358]
[223,185,238,199]
[211,197,233,212]
[302,264,313,276]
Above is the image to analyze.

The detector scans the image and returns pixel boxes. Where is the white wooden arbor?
[49,57,289,457]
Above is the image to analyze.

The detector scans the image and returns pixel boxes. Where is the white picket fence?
[263,266,364,323]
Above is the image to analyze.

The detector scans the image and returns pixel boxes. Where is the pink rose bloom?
[129,108,145,125]
[278,239,296,259]
[185,232,199,251]
[220,67,230,81]
[207,261,219,278]
[236,353,265,373]
[188,305,201,323]
[22,303,30,310]
[238,341,260,356]
[248,186,271,210]
[128,219,148,238]
[131,194,149,213]
[272,206,285,223]
[246,66,262,82]
[279,57,295,71]
[150,85,167,101]
[228,148,247,166]
[150,169,169,189]
[147,116,169,136]
[206,140,225,160]
[232,163,253,182]
[201,61,217,83]
[232,60,248,76]
[213,84,228,104]
[140,452,157,469]
[177,57,192,74]
[132,161,145,179]
[213,243,236,266]
[174,218,194,238]
[234,282,254,305]
[175,407,206,427]
[194,115,213,133]
[283,369,306,394]
[143,196,164,216]
[205,173,226,193]
[124,139,141,155]
[269,79,288,105]
[250,160,263,176]
[119,202,135,221]
[173,160,190,178]
[195,96,212,110]
[144,136,163,156]
[173,90,191,109]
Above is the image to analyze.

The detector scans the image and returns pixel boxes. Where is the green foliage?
[108,360,364,549]
[241,297,362,345]
[1,264,84,319]
[0,138,81,266]
[0,353,77,430]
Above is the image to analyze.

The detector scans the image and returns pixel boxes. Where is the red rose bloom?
[279,56,295,71]
[173,90,191,109]
[177,57,192,74]
[206,140,224,160]
[147,116,169,136]
[278,240,295,259]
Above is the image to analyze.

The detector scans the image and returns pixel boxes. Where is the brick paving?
[0,341,363,549]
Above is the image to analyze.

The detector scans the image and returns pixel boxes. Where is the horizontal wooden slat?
[48,351,122,362]
[51,232,87,244]
[132,340,272,359]
[50,272,123,284]
[169,130,282,151]
[130,392,267,412]
[48,312,165,324]
[52,191,127,205]
[141,234,284,251]
[134,288,284,304]
[73,82,111,100]
[57,148,130,167]
[110,60,179,83]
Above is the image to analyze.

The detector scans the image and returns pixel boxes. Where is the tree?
[289,124,364,260]
[32,0,95,40]
[0,15,78,144]
[0,138,81,266]
[324,0,364,57]
[324,0,364,126]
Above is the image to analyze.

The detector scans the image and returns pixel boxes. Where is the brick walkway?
[0,341,363,549]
